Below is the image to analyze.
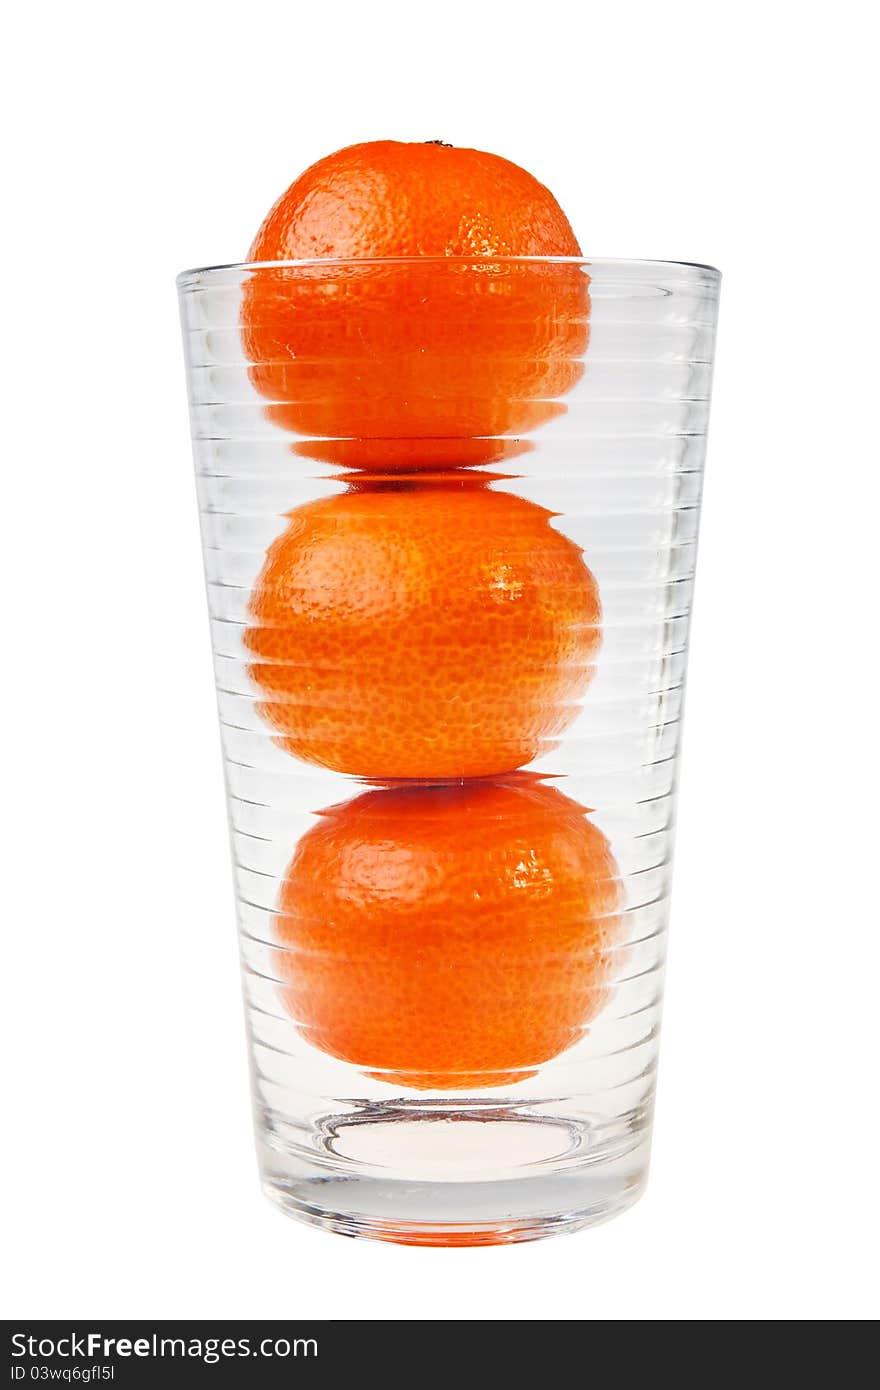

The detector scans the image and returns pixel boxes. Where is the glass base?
[257,1101,650,1246]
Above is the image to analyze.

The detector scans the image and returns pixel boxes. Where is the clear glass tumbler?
[178,256,720,1245]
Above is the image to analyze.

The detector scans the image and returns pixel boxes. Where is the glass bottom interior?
[257,1098,651,1245]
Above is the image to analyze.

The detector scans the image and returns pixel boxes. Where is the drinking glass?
[178,256,720,1244]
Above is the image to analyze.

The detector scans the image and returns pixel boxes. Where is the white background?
[3,0,878,1322]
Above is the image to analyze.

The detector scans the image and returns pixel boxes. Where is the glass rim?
[176,255,721,287]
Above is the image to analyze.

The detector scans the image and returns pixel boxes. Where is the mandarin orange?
[241,140,588,468]
[245,476,600,779]
[274,778,622,1089]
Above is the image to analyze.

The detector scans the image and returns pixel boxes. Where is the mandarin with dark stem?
[241,140,588,469]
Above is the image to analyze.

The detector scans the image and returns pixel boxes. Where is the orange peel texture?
[274,778,623,1089]
[245,476,601,779]
[241,140,589,469]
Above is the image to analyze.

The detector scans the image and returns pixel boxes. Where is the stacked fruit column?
[239,256,621,1091]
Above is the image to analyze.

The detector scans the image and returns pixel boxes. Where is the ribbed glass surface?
[179,257,720,1244]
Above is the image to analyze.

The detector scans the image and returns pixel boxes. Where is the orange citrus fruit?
[274,778,623,1089]
[245,475,601,779]
[241,140,588,468]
